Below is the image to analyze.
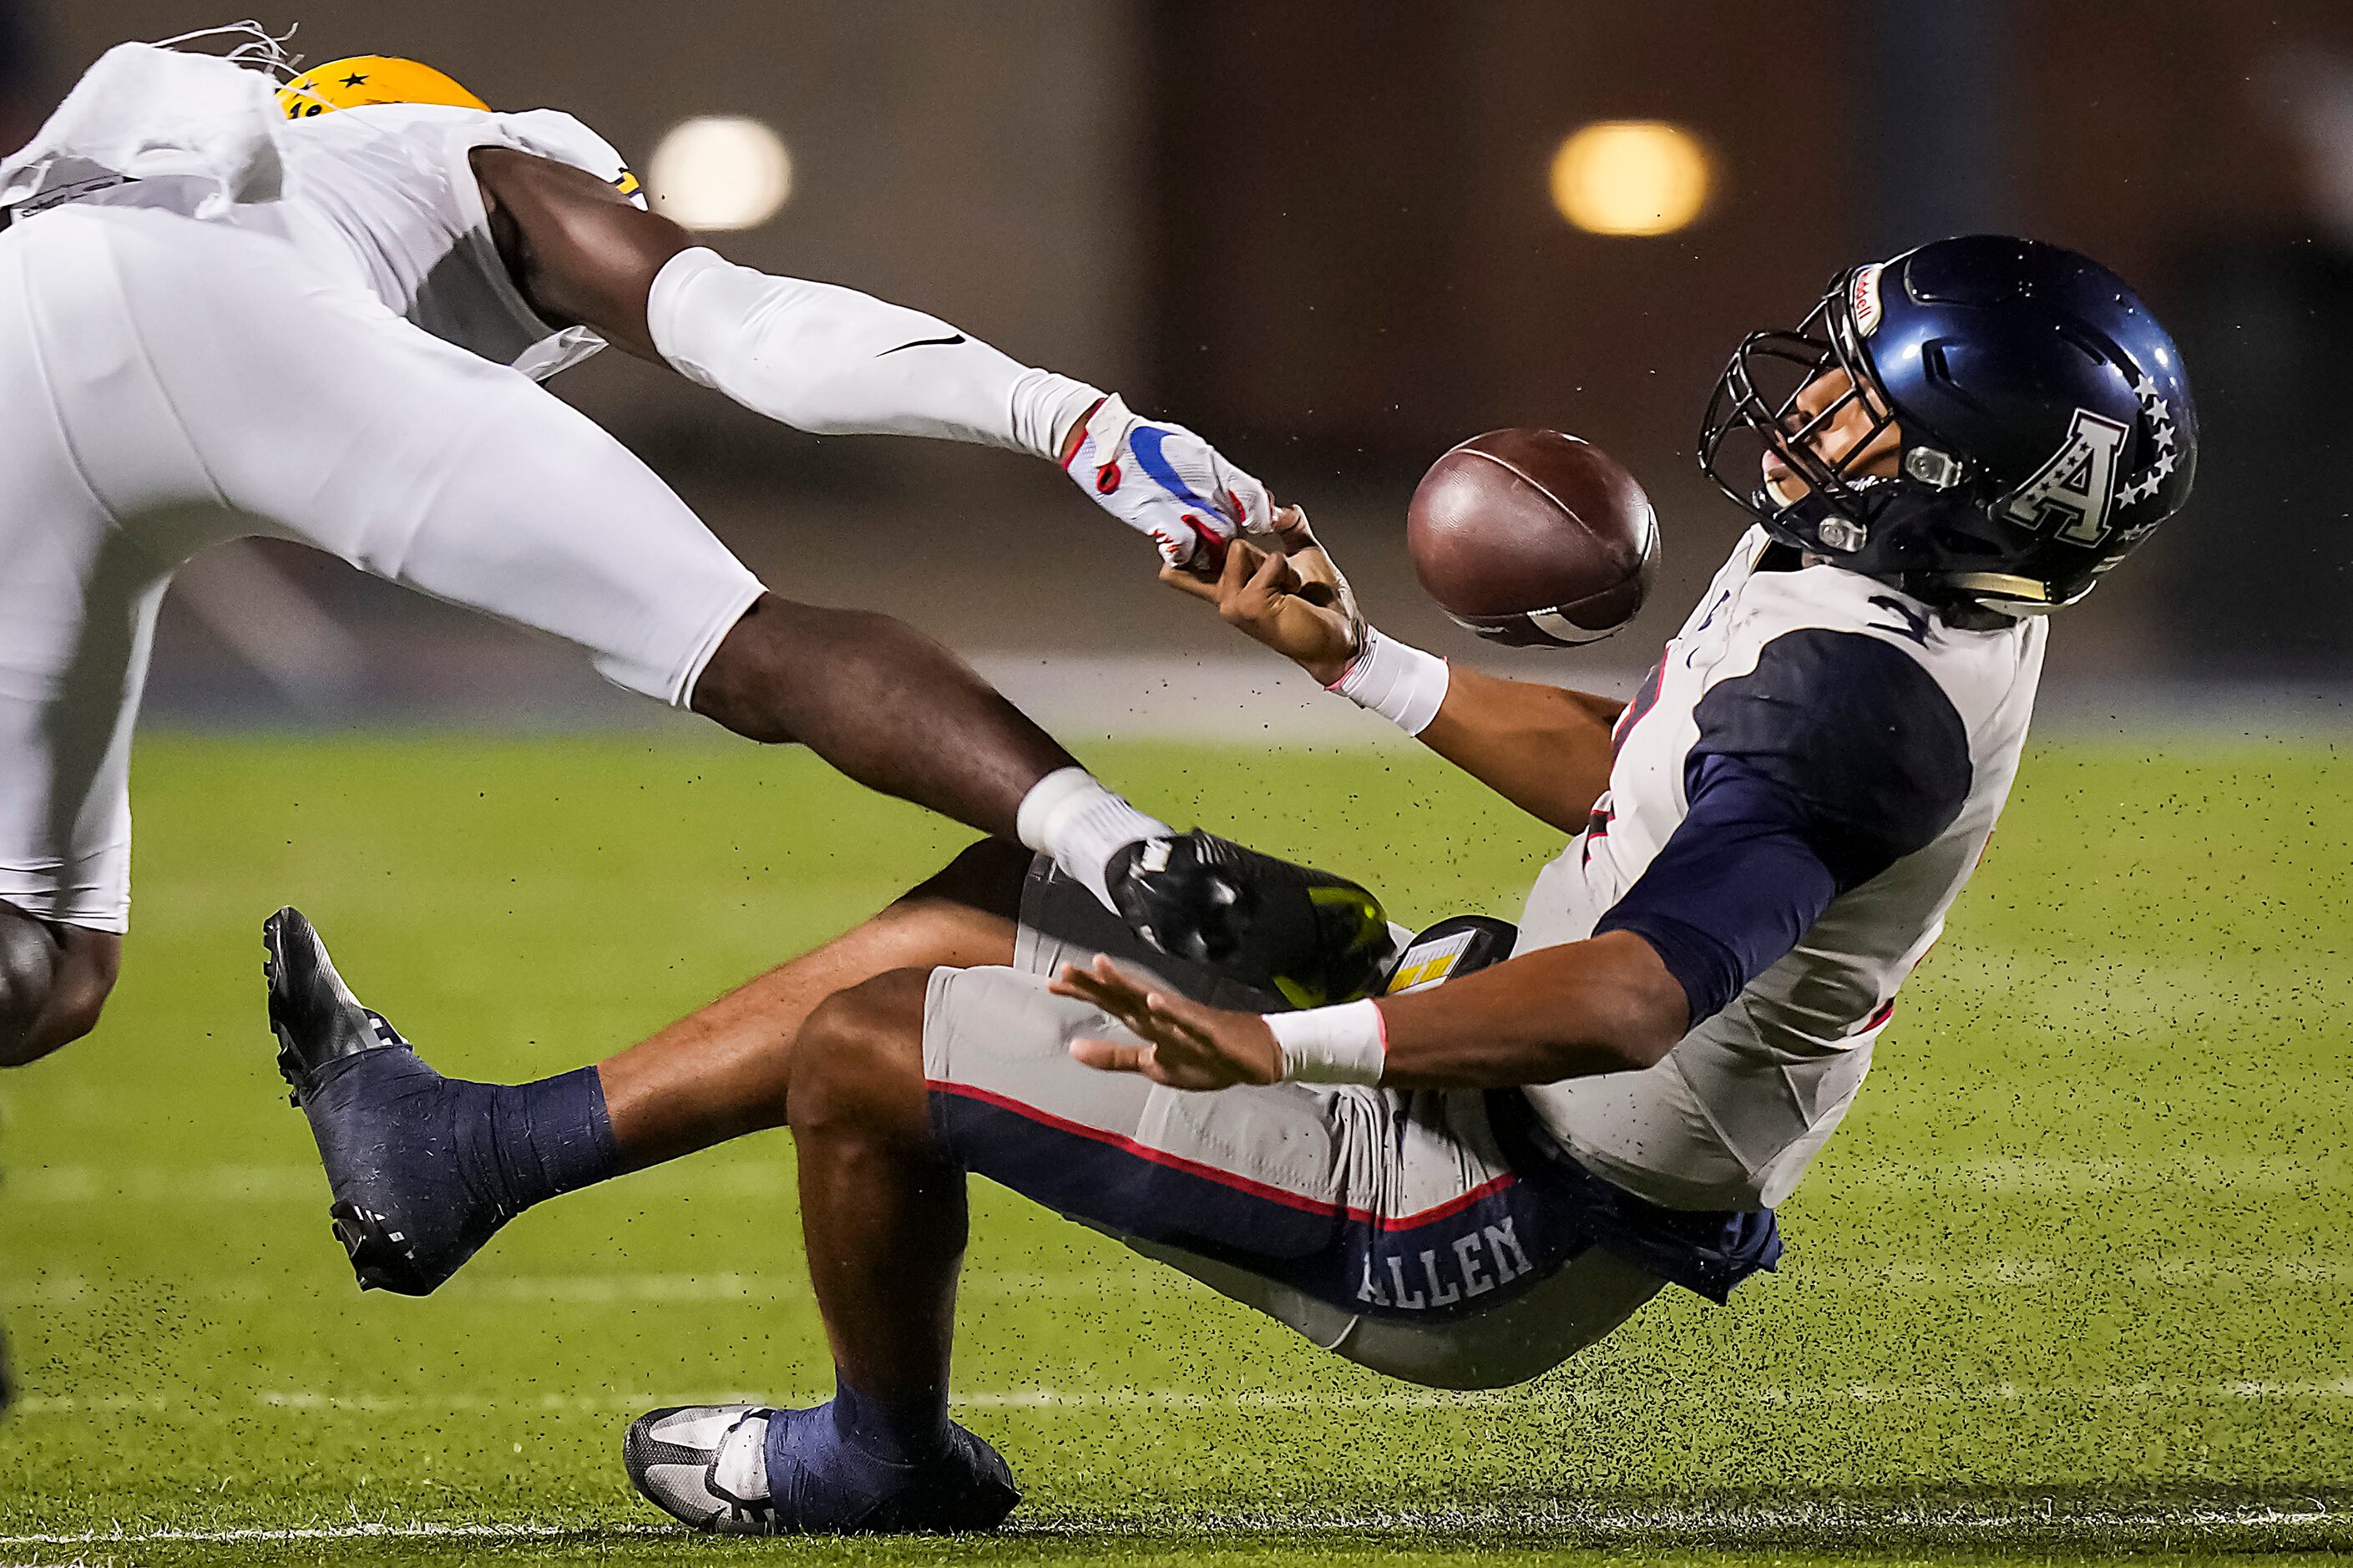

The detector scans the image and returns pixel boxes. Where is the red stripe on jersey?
[927,1079,1517,1231]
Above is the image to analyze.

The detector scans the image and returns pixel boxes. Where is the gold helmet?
[278,56,489,120]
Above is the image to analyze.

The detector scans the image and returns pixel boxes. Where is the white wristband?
[1267,999,1389,1085]
[1329,628,1450,736]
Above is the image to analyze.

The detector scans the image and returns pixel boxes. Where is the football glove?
[1061,395,1273,574]
[1107,830,1393,1009]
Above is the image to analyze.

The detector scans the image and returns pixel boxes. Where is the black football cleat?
[264,907,505,1296]
[1107,831,1393,1008]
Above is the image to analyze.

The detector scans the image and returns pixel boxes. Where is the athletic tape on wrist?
[1330,628,1449,736]
[1268,999,1388,1085]
[1062,392,1133,470]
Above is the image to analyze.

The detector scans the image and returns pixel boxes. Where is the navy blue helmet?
[1699,235,2196,613]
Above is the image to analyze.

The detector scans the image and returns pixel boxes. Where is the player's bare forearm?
[1064,930,1686,1094]
[1166,537,1621,833]
[1413,667,1625,836]
[1373,930,1686,1089]
[472,146,691,359]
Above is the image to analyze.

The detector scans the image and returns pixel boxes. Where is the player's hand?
[1060,395,1273,574]
[1052,955,1282,1090]
[1161,507,1364,685]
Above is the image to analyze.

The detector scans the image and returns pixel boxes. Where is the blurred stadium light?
[1548,121,1712,237]
[647,114,792,230]
[8,0,2353,698]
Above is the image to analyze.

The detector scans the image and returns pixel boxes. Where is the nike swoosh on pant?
[877,333,969,355]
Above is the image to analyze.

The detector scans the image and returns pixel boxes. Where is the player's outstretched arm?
[1065,681,1941,1095]
[471,148,1267,572]
[1414,670,1625,835]
[1166,518,1623,834]
[1052,931,1688,1092]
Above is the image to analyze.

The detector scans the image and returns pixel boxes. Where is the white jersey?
[1518,529,2046,1211]
[269,103,639,380]
[0,47,762,934]
[2,44,640,380]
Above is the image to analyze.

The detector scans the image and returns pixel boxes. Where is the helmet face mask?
[1698,236,2197,615]
[1703,300,1917,547]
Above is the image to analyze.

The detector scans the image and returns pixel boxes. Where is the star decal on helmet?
[2113,374,2179,513]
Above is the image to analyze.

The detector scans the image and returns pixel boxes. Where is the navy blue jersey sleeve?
[1593,630,1971,1026]
[1593,755,1839,1024]
[1684,629,1972,891]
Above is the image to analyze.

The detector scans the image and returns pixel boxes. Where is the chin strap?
[1934,569,2087,620]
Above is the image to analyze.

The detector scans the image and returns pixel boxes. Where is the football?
[1405,427,1659,647]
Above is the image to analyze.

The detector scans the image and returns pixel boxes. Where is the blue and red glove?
[1060,395,1273,574]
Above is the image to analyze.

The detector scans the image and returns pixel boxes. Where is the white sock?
[1017,767,1171,911]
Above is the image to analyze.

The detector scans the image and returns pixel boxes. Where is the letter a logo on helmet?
[279,56,490,120]
[2000,408,2129,544]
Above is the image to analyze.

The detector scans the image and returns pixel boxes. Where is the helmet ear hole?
[1918,340,1964,394]
[2052,324,2122,368]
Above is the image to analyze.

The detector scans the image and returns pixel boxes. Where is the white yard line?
[0,1520,651,1548]
[1825,1155,2346,1195]
[12,1377,2353,1420]
[6,1156,2345,1204]
[0,1269,1170,1308]
[13,1252,2353,1312]
[0,1498,2342,1550]
[10,1250,2353,1313]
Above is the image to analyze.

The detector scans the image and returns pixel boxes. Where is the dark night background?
[13,1,2352,721]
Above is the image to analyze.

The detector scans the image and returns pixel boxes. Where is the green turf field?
[0,733,2346,1566]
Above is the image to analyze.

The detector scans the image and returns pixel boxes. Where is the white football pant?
[0,205,764,932]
